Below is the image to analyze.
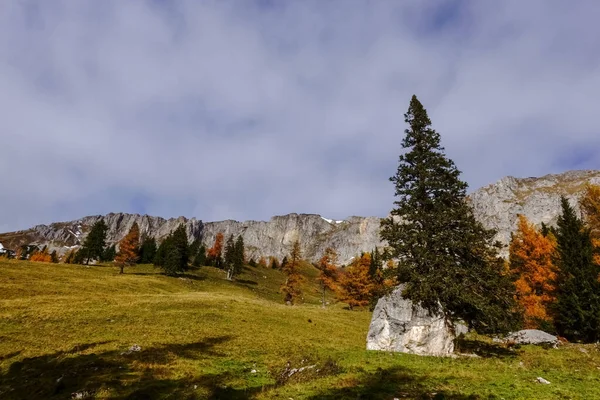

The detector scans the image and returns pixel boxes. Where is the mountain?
[1,170,599,262]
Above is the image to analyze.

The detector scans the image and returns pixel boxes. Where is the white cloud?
[1,0,600,230]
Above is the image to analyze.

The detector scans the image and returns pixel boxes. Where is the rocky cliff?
[1,169,599,262]
[0,212,382,264]
[469,170,600,255]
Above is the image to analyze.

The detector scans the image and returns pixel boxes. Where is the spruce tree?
[193,244,206,267]
[139,237,157,264]
[380,95,519,333]
[553,197,600,342]
[164,224,189,274]
[50,250,59,263]
[224,235,236,280]
[101,244,117,262]
[233,235,245,276]
[80,219,108,265]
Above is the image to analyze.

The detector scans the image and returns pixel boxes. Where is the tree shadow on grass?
[454,337,518,359]
[0,336,247,400]
[235,279,258,286]
[306,366,485,400]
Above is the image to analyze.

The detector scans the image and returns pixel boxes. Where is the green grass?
[1,259,599,399]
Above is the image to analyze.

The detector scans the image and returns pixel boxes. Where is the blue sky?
[1,0,600,231]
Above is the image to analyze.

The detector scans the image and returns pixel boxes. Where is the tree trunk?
[120,265,124,274]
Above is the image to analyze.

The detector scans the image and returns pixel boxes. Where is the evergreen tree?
[193,244,206,267]
[188,238,202,261]
[248,258,257,268]
[115,222,140,274]
[224,235,236,280]
[50,250,59,263]
[380,95,519,333]
[153,236,171,267]
[139,237,157,264]
[281,256,288,270]
[163,224,189,275]
[80,219,108,265]
[101,244,117,262]
[233,235,245,276]
[553,197,600,342]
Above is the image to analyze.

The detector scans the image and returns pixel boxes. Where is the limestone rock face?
[2,169,599,261]
[366,285,463,356]
[0,213,384,263]
[469,170,600,256]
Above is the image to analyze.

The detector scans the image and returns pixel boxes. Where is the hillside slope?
[1,260,599,399]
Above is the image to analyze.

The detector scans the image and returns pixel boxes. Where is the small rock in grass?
[250,369,257,374]
[536,377,551,384]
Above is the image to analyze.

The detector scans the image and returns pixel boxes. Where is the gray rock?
[2,169,599,262]
[506,329,559,347]
[366,285,466,356]
[536,377,551,384]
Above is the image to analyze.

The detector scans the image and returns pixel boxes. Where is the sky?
[1,0,600,232]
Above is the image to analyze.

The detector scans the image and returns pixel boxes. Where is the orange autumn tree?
[281,240,304,305]
[207,232,224,268]
[317,247,339,308]
[580,184,600,266]
[30,247,52,263]
[337,253,376,310]
[509,214,557,328]
[115,223,140,274]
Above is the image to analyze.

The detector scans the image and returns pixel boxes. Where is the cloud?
[1,0,599,231]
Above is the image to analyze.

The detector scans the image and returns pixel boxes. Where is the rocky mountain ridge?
[1,169,599,262]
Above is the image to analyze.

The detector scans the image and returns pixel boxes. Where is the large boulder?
[505,330,559,347]
[366,285,466,356]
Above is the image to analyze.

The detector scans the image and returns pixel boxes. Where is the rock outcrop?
[505,329,559,347]
[0,213,383,264]
[469,170,600,256]
[1,169,599,262]
[366,285,466,356]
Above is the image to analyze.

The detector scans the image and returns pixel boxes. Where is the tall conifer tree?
[80,219,108,265]
[554,197,600,342]
[380,95,519,333]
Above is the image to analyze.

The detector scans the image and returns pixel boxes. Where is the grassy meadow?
[1,259,599,399]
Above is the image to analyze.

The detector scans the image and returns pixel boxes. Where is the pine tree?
[188,238,202,261]
[337,253,375,310]
[101,244,116,262]
[50,250,59,263]
[154,225,189,275]
[233,236,245,276]
[192,244,206,267]
[553,197,600,342]
[509,215,557,329]
[317,247,339,307]
[80,219,108,265]
[115,222,140,274]
[580,184,600,266]
[248,258,257,268]
[380,95,519,333]
[281,240,304,305]
[224,235,236,280]
[139,237,157,264]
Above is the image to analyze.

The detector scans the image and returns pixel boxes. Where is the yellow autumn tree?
[580,183,600,265]
[115,223,140,274]
[509,215,557,328]
[337,253,376,310]
[281,240,304,305]
[317,247,339,307]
